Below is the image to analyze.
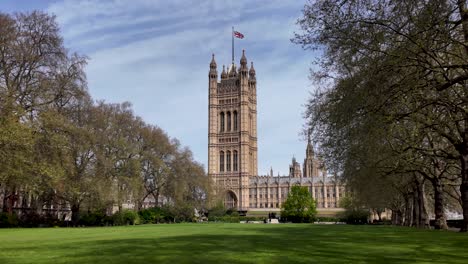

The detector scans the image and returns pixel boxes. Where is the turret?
[228,63,237,78]
[209,54,217,79]
[306,131,314,158]
[249,62,256,84]
[240,50,248,76]
[221,65,227,79]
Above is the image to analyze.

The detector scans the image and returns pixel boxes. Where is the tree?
[293,0,468,231]
[0,11,87,216]
[0,11,212,226]
[281,186,317,223]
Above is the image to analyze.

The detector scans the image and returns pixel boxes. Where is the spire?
[209,54,217,79]
[228,63,237,78]
[306,130,314,157]
[221,65,227,79]
[249,61,256,83]
[270,167,273,177]
[210,54,216,69]
[240,50,247,67]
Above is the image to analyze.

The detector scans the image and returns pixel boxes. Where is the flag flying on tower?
[233,31,244,39]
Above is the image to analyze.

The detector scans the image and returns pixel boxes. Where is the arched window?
[220,112,225,132]
[233,150,238,171]
[219,151,224,172]
[233,111,238,131]
[226,151,231,171]
[227,112,231,131]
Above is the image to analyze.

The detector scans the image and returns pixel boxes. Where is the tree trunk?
[71,203,80,226]
[413,179,429,228]
[433,178,448,230]
[412,190,419,227]
[391,209,401,225]
[6,187,17,215]
[418,182,429,228]
[460,149,468,232]
[404,195,413,226]
[155,190,160,207]
[2,191,8,213]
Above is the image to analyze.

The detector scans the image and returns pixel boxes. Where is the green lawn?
[0,224,467,264]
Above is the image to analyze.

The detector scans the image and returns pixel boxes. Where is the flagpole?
[232,26,234,64]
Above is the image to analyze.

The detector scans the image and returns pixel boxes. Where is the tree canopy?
[293,0,468,231]
[0,11,211,225]
[281,186,317,223]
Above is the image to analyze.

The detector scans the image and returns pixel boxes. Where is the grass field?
[1,224,467,264]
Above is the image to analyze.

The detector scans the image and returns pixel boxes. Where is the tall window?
[233,111,238,131]
[233,150,238,171]
[227,112,231,131]
[220,112,225,132]
[226,151,231,171]
[219,151,224,172]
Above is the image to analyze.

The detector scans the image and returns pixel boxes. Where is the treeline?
[0,11,210,226]
[294,0,468,231]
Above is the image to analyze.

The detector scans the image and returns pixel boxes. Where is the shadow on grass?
[1,225,468,264]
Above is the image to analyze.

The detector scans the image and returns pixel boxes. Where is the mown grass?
[0,224,467,263]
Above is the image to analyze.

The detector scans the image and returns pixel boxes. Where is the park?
[1,1,468,263]
[1,224,467,263]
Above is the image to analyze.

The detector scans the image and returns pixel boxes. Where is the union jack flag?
[233,31,244,39]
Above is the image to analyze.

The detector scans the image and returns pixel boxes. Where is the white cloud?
[45,0,316,175]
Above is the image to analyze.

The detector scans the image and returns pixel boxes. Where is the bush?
[207,216,266,223]
[339,209,369,224]
[113,210,140,225]
[79,211,107,226]
[242,216,266,222]
[0,212,19,227]
[316,217,341,222]
[139,208,157,224]
[18,211,42,227]
[208,203,226,217]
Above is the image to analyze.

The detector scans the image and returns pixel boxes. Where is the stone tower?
[303,133,321,178]
[208,51,258,210]
[289,156,302,178]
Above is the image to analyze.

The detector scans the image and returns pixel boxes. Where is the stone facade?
[208,51,346,212]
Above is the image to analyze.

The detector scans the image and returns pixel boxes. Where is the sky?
[0,0,319,176]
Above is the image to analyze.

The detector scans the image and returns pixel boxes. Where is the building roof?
[249,175,342,185]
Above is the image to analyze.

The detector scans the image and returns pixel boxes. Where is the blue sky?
[1,0,319,175]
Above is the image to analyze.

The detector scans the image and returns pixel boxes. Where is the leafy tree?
[0,11,212,226]
[294,0,468,231]
[338,196,369,224]
[281,186,317,223]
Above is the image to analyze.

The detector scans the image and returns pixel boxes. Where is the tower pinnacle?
[210,54,216,69]
[221,65,227,79]
[240,50,247,66]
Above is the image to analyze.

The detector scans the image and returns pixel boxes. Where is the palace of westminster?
[208,50,346,213]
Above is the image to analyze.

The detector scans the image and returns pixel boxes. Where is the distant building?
[207,51,346,214]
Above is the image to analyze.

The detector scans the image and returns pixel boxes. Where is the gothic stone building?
[208,51,346,214]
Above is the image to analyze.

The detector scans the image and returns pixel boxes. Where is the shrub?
[208,203,226,218]
[79,211,107,226]
[113,210,140,225]
[339,209,369,224]
[316,217,341,222]
[0,212,19,228]
[139,208,157,224]
[19,211,42,227]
